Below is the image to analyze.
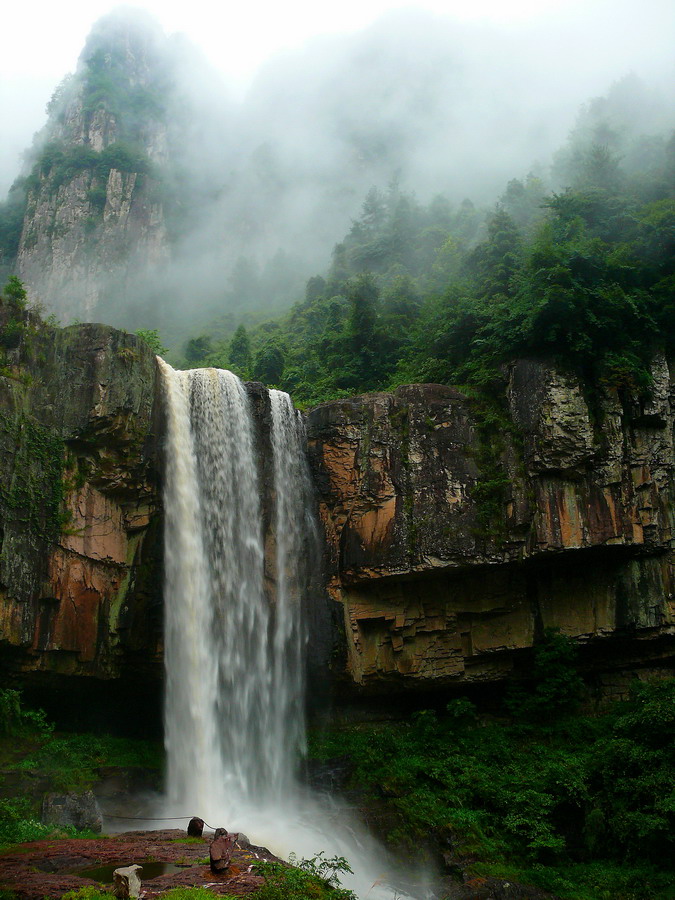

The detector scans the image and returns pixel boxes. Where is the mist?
[1,0,674,343]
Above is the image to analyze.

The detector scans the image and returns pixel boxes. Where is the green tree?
[464,208,522,299]
[346,274,378,350]
[228,324,252,375]
[342,273,381,390]
[3,276,27,309]
[253,341,285,384]
[506,628,583,721]
[184,335,212,363]
[135,328,166,355]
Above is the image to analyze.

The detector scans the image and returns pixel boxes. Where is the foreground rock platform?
[0,829,278,899]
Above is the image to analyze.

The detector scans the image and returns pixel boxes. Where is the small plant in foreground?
[255,852,356,900]
[157,890,237,900]
[60,890,115,900]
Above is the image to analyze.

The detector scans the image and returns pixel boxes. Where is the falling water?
[161,363,310,816]
[159,360,430,899]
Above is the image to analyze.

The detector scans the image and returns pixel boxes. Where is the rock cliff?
[0,309,161,705]
[306,356,675,695]
[0,319,673,709]
[14,12,171,324]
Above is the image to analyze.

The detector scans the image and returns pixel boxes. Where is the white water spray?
[159,361,430,899]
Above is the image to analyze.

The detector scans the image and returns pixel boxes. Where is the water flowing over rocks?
[0,326,673,709]
[160,363,314,817]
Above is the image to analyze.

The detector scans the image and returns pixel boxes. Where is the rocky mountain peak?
[13,12,175,324]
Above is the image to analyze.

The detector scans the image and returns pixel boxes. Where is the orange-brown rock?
[305,357,675,693]
[0,321,161,699]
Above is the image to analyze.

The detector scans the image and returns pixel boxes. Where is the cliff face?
[306,356,675,694]
[18,163,168,324]
[15,13,170,324]
[0,313,161,692]
[0,326,673,706]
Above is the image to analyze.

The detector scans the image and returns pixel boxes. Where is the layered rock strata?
[305,356,675,692]
[0,318,161,690]
[1,325,673,703]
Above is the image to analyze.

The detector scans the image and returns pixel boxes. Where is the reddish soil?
[0,829,280,899]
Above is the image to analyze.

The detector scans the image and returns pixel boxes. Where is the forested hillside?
[181,77,675,406]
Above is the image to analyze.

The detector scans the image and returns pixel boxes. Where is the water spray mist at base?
[102,788,435,900]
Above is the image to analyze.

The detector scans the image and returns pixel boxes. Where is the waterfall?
[159,360,428,899]
[160,362,311,817]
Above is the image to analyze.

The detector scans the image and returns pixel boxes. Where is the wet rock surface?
[1,319,673,708]
[306,357,675,693]
[0,829,280,899]
[0,322,162,701]
[41,790,102,833]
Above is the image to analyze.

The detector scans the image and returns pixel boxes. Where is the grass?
[159,890,238,900]
[167,837,207,845]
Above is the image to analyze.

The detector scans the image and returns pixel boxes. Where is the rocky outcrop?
[1,316,673,707]
[15,12,170,324]
[306,356,675,693]
[18,165,168,323]
[0,313,162,693]
[41,791,102,833]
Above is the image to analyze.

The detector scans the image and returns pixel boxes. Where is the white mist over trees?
[0,4,673,342]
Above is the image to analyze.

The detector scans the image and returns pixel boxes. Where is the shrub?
[135,328,166,356]
[506,628,584,721]
[255,854,356,900]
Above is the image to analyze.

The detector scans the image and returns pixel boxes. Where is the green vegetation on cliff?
[0,9,169,288]
[0,689,161,849]
[180,81,675,409]
[310,638,675,900]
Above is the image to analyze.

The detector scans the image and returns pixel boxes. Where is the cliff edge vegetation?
[181,77,675,413]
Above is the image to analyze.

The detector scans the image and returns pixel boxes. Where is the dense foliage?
[179,84,675,407]
[309,636,675,900]
[0,689,161,849]
[254,854,356,900]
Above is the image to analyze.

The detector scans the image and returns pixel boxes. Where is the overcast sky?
[1,0,674,194]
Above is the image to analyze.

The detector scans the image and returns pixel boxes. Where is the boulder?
[41,791,102,833]
[113,864,143,899]
[187,816,204,837]
[210,829,236,873]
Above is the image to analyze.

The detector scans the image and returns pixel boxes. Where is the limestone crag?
[305,357,675,692]
[18,164,168,323]
[0,318,161,689]
[15,14,170,323]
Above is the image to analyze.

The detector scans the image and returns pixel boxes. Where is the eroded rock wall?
[15,16,170,324]
[0,318,161,689]
[305,357,675,693]
[1,333,673,706]
[18,163,168,324]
